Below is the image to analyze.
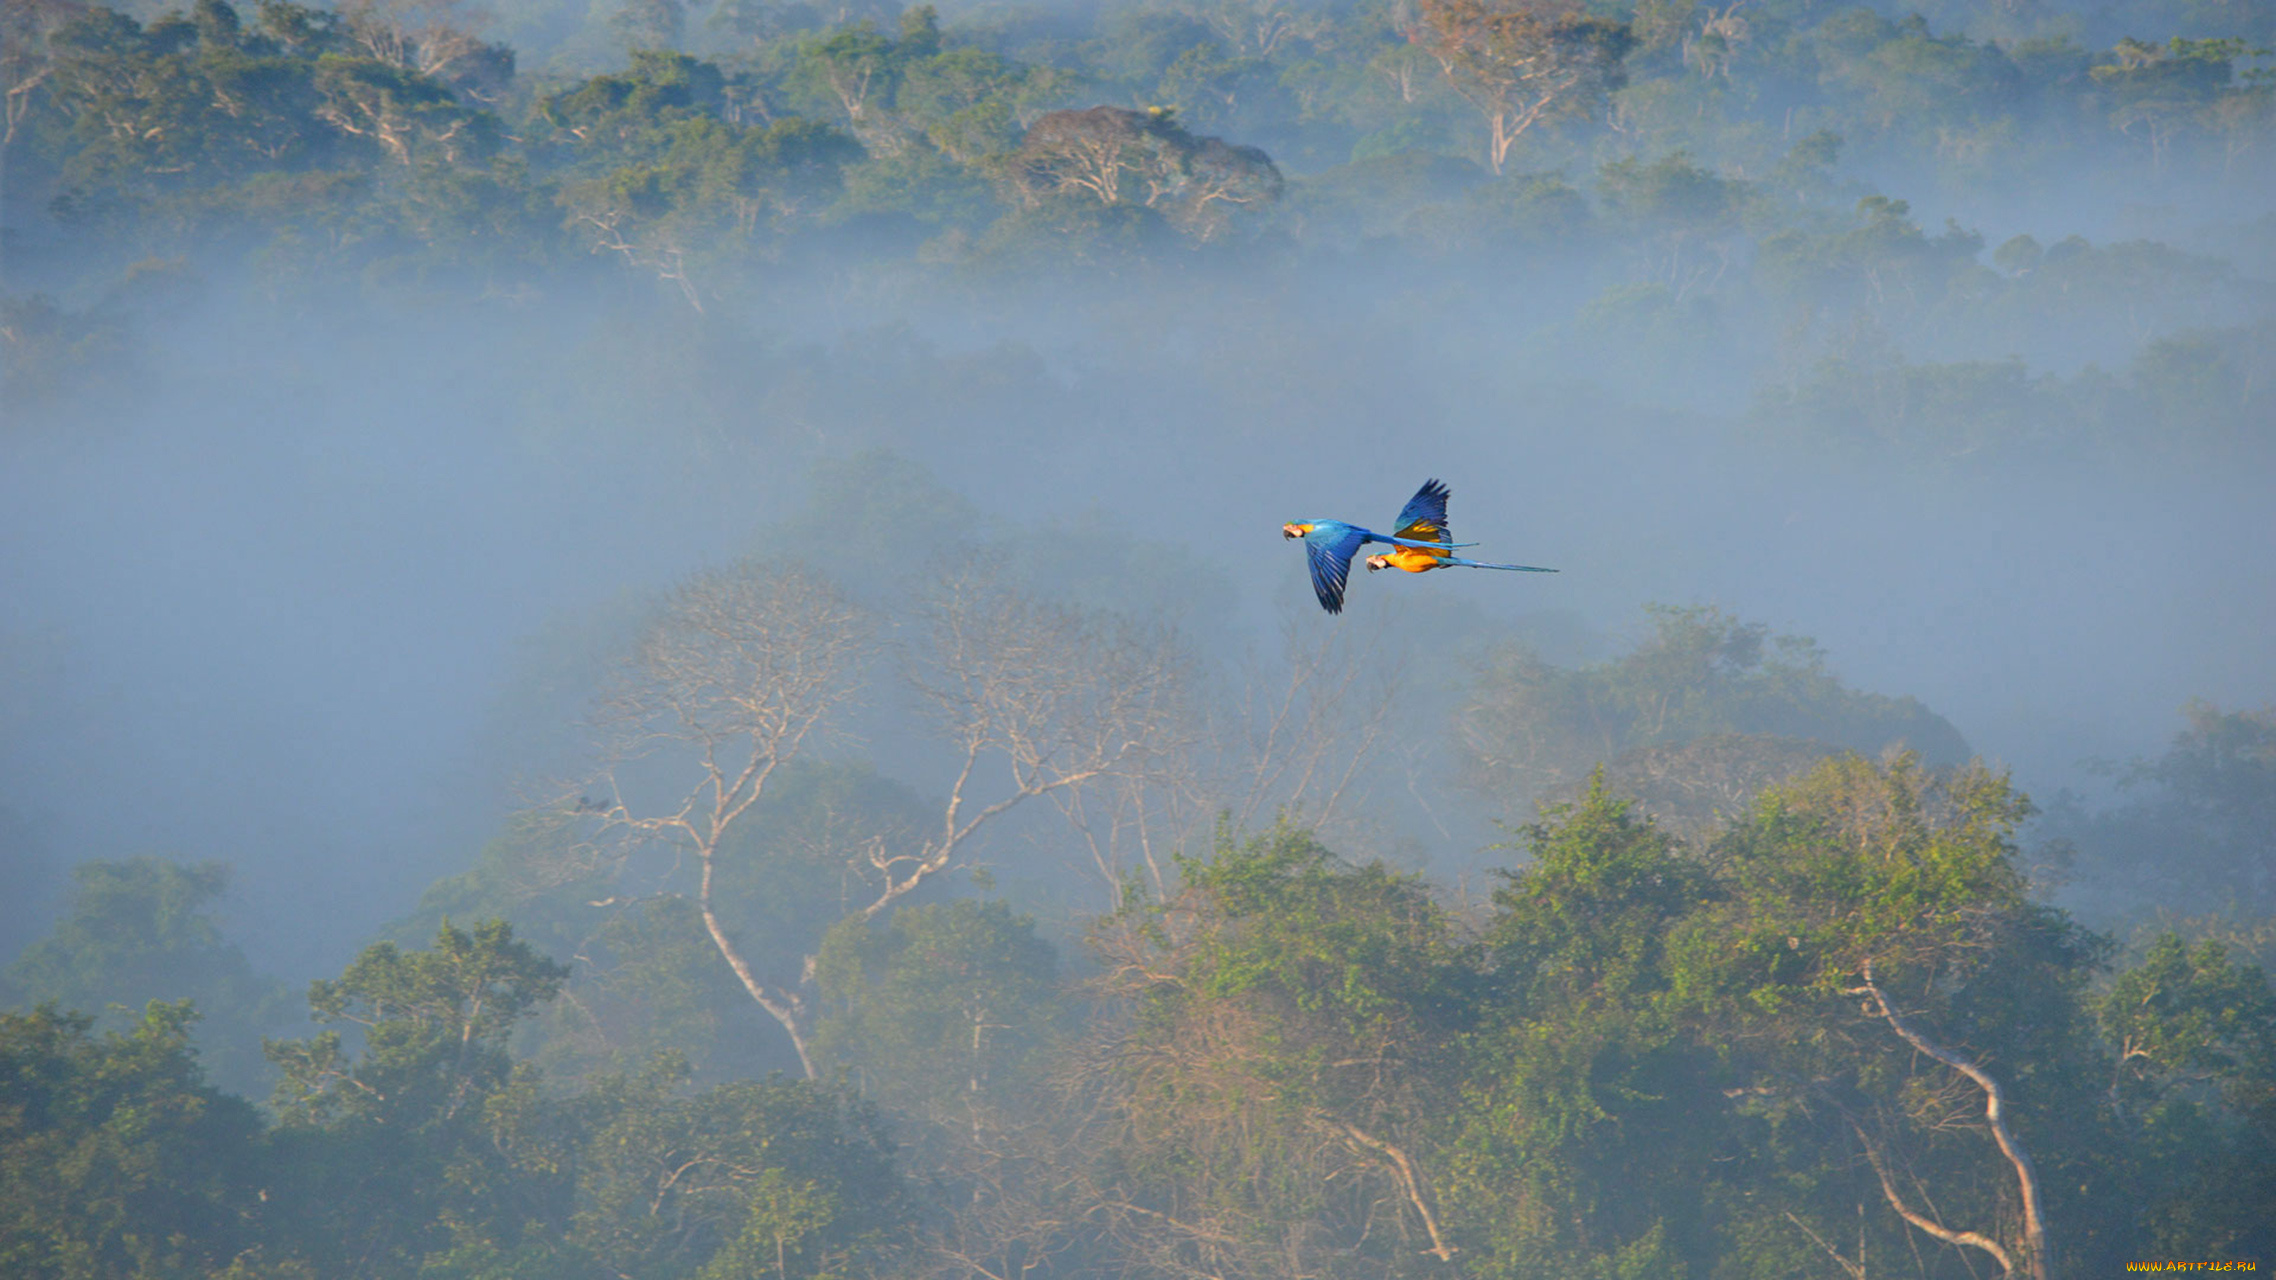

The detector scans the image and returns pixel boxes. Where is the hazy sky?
[4,182,2271,982]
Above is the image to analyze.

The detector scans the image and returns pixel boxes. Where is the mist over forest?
[2,0,2273,1272]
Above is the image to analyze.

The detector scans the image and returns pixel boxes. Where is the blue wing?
[1392,479,1452,544]
[1443,556,1558,573]
[1303,525,1371,613]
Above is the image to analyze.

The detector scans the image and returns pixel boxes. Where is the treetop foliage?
[6,743,2274,1276]
[1,858,291,1097]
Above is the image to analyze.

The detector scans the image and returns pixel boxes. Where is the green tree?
[2093,36,2266,172]
[1444,776,1719,1276]
[1085,821,1473,1274]
[1595,150,1742,299]
[543,54,862,304]
[1410,0,1635,173]
[894,46,1031,164]
[567,1057,905,1280]
[268,918,568,1129]
[0,1002,267,1280]
[1678,756,2096,1280]
[261,920,571,1277]
[1457,604,1968,812]
[811,898,1063,1123]
[2100,934,2276,1260]
[2059,701,2276,924]
[3,858,290,1096]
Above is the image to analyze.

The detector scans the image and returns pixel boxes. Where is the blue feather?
[1392,479,1451,542]
[1443,557,1558,572]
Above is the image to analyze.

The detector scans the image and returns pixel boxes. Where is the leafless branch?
[889,572,1185,916]
[587,562,873,1077]
[1850,1119,2015,1276]
[1849,958,2048,1280]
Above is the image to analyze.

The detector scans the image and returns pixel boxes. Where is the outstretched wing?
[1392,478,1452,544]
[1304,525,1371,614]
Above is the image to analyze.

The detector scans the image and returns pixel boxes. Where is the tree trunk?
[1859,960,2049,1280]
[700,849,816,1078]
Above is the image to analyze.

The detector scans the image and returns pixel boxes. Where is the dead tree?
[1224,610,1405,837]
[587,562,874,1078]
[883,572,1186,917]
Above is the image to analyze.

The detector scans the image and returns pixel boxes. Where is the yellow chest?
[1383,546,1447,573]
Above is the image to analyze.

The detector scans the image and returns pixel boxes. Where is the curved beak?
[1282,523,1307,540]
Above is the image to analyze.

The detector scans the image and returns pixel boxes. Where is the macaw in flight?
[1282,478,1484,615]
[1364,478,1556,580]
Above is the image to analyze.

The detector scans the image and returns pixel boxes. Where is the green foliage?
[1460,604,1968,808]
[0,917,914,1279]
[1489,774,1711,1007]
[2103,932,2276,1094]
[1447,780,1719,1274]
[1452,755,2126,1277]
[811,898,1062,1120]
[2097,933,2276,1261]
[3,859,290,1096]
[267,918,567,1129]
[568,1058,904,1280]
[7,0,2276,1267]
[7,759,2273,1275]
[1082,821,1474,1275]
[2056,701,2276,926]
[8,0,2274,399]
[1685,754,2042,1001]
[0,1002,266,1280]
[1173,821,1462,1041]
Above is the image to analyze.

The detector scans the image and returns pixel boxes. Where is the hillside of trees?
[5,0,2274,1274]
[7,749,2274,1277]
[6,0,2274,460]
[5,562,2271,1275]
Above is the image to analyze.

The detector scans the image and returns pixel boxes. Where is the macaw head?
[1364,554,1391,572]
[1282,522,1313,540]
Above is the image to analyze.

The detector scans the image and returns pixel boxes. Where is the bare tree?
[572,205,707,312]
[586,563,874,1078]
[335,0,515,100]
[883,572,1187,917]
[1035,604,1415,912]
[574,563,1202,1081]
[1224,611,1406,837]
[1048,743,1205,910]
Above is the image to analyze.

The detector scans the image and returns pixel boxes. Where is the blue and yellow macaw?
[1363,478,1556,579]
[1282,479,1482,614]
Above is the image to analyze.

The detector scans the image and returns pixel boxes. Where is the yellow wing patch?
[1378,545,1449,573]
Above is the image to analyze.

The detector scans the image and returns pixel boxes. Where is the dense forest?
[3,0,2274,1274]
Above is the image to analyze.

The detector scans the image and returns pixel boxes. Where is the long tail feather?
[1448,558,1558,572]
